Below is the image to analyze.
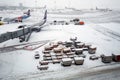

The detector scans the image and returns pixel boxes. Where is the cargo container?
[112,54,120,62]
[43,57,52,61]
[55,53,62,56]
[52,59,61,64]
[88,45,97,54]
[44,45,53,51]
[43,54,51,57]
[63,48,71,53]
[57,56,63,59]
[68,55,74,58]
[50,42,59,48]
[66,52,75,55]
[42,51,50,54]
[74,48,83,55]
[76,42,85,48]
[34,54,40,59]
[74,57,84,65]
[61,58,72,66]
[84,43,91,48]
[64,42,73,47]
[39,61,49,65]
[53,47,62,53]
[89,55,99,60]
[37,65,48,70]
[101,54,112,63]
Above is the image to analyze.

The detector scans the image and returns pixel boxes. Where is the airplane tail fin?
[24,10,30,16]
[43,10,47,20]
[27,10,30,16]
[0,17,2,21]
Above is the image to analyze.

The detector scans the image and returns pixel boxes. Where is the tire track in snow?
[92,25,120,41]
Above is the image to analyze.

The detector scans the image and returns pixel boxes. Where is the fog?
[0,0,120,9]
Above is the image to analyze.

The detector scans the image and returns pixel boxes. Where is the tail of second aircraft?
[24,10,31,16]
[43,10,47,20]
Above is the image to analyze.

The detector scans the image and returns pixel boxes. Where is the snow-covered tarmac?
[0,9,120,80]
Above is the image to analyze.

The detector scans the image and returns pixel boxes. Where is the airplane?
[0,10,31,25]
[0,10,47,43]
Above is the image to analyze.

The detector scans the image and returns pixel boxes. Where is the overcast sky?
[0,0,120,9]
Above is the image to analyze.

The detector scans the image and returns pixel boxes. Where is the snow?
[62,58,72,62]
[74,48,83,51]
[90,45,96,48]
[0,9,120,80]
[74,57,84,60]
[98,23,120,34]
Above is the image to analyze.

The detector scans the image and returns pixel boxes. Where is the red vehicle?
[112,54,120,62]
